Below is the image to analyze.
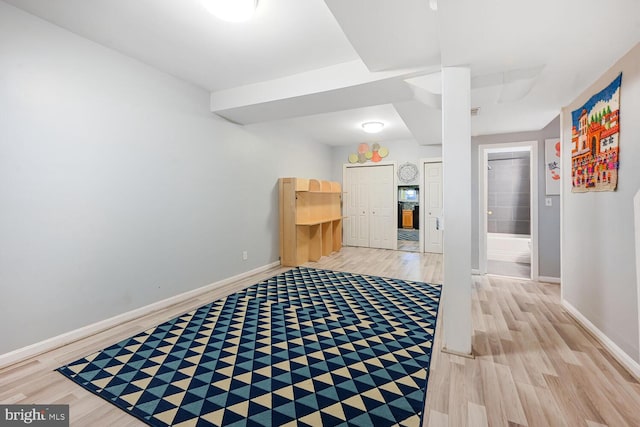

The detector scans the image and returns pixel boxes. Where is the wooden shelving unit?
[279,177,342,267]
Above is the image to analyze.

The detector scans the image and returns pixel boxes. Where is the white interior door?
[344,167,370,247]
[424,162,443,253]
[369,164,395,249]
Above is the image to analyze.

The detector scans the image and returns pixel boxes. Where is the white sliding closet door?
[344,164,395,249]
[368,164,395,249]
[345,166,370,247]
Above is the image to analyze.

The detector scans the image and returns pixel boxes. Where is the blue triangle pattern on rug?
[57,267,441,426]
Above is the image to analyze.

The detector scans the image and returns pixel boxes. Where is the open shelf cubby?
[279,177,342,266]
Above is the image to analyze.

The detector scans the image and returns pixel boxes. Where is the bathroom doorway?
[479,141,539,280]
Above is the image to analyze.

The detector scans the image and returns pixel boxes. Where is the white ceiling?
[5,0,640,146]
[246,104,413,145]
[2,0,359,90]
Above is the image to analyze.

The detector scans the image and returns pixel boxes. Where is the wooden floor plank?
[426,409,448,427]
[479,359,509,426]
[565,358,635,427]
[514,382,550,427]
[463,356,484,406]
[533,386,568,427]
[544,370,606,426]
[467,402,489,427]
[575,351,640,425]
[0,247,639,427]
[447,360,468,427]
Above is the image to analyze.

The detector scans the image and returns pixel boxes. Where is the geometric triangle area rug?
[57,267,442,426]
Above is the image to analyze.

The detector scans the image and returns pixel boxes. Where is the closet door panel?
[369,164,395,250]
[344,167,369,247]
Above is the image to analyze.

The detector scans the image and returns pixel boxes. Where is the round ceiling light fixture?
[201,0,258,22]
[361,121,385,134]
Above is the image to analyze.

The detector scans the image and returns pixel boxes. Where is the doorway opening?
[397,186,419,252]
[479,142,538,280]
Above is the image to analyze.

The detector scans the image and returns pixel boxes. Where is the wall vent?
[470,107,480,116]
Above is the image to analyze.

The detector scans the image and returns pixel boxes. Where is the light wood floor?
[1,247,639,426]
[397,239,420,252]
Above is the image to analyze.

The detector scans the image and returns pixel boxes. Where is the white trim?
[343,160,397,169]
[538,276,561,284]
[392,162,399,251]
[0,261,281,369]
[531,142,539,282]
[419,157,443,254]
[562,299,640,380]
[559,109,565,302]
[487,273,531,281]
[478,141,539,281]
[441,347,475,359]
[478,147,487,274]
[634,189,640,363]
[471,269,481,275]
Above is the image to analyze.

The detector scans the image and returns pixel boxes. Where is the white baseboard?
[538,276,561,284]
[562,299,640,379]
[471,269,482,275]
[0,261,282,369]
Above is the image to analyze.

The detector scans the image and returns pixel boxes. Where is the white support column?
[441,67,473,356]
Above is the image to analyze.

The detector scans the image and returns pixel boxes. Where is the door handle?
[436,218,439,230]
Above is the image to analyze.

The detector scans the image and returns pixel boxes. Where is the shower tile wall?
[488,151,530,234]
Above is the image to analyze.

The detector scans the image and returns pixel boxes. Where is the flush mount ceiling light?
[361,121,385,134]
[201,0,258,22]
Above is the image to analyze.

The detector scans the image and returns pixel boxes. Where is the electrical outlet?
[242,251,248,260]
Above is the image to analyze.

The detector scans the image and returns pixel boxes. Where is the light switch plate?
[545,198,553,206]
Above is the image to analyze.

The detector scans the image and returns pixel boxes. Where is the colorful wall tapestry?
[570,73,621,192]
[545,138,561,195]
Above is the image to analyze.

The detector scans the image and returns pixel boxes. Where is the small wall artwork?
[348,143,389,163]
[570,73,621,192]
[545,138,561,195]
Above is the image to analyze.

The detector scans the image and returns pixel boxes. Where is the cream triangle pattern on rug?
[57,267,442,426]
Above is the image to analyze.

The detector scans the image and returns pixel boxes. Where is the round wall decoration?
[398,162,419,183]
[347,142,389,164]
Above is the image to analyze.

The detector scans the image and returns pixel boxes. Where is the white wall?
[0,3,332,355]
[561,43,640,364]
[331,139,442,182]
